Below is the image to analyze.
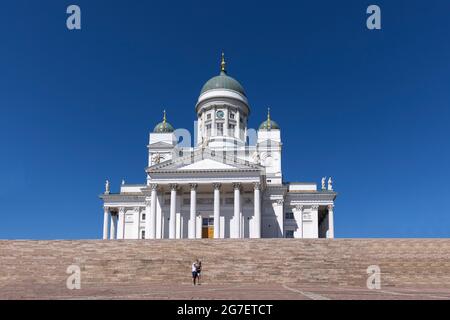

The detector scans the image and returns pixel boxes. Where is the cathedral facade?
[100,55,337,240]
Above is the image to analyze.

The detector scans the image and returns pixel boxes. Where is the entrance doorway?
[202,217,214,239]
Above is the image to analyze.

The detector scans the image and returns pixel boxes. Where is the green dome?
[259,109,280,130]
[200,71,246,96]
[153,121,174,133]
[259,119,280,130]
[153,111,174,133]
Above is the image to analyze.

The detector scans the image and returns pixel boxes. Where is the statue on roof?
[105,180,110,194]
[328,177,333,191]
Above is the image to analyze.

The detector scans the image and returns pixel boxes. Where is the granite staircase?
[1,239,450,298]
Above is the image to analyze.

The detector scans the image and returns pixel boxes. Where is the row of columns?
[104,207,131,240]
[103,208,120,240]
[292,204,334,239]
[141,182,262,240]
[103,201,333,240]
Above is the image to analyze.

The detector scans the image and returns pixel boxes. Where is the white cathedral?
[100,54,337,240]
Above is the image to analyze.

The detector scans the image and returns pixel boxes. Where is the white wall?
[302,207,319,238]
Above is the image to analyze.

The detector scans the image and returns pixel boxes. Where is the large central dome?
[200,53,246,97]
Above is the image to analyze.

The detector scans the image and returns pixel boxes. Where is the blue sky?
[0,0,449,239]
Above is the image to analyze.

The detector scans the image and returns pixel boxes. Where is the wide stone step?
[1,239,450,293]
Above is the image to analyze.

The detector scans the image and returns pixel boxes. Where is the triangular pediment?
[148,141,175,149]
[179,158,236,170]
[147,148,263,172]
[257,139,282,147]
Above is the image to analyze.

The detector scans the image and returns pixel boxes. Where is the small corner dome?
[153,122,174,133]
[153,110,174,133]
[259,119,280,130]
[259,109,280,130]
[200,72,246,97]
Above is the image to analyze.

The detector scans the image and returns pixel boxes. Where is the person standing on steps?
[196,260,202,285]
[191,260,198,286]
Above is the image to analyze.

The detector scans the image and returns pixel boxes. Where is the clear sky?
[1,0,449,239]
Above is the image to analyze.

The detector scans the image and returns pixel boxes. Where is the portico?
[143,176,263,239]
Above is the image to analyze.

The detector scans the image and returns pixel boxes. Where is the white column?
[197,115,201,145]
[328,204,335,239]
[212,107,216,136]
[224,108,229,136]
[176,212,181,239]
[149,184,158,239]
[236,110,240,139]
[176,194,182,239]
[244,121,248,143]
[145,185,158,240]
[311,205,319,238]
[144,198,151,240]
[103,207,110,240]
[202,112,206,142]
[110,212,117,240]
[156,193,163,238]
[133,207,140,239]
[294,205,304,238]
[169,184,178,239]
[213,183,221,239]
[117,207,125,239]
[253,182,262,238]
[196,215,202,239]
[189,184,198,239]
[275,199,284,237]
[239,189,243,237]
[233,183,241,238]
